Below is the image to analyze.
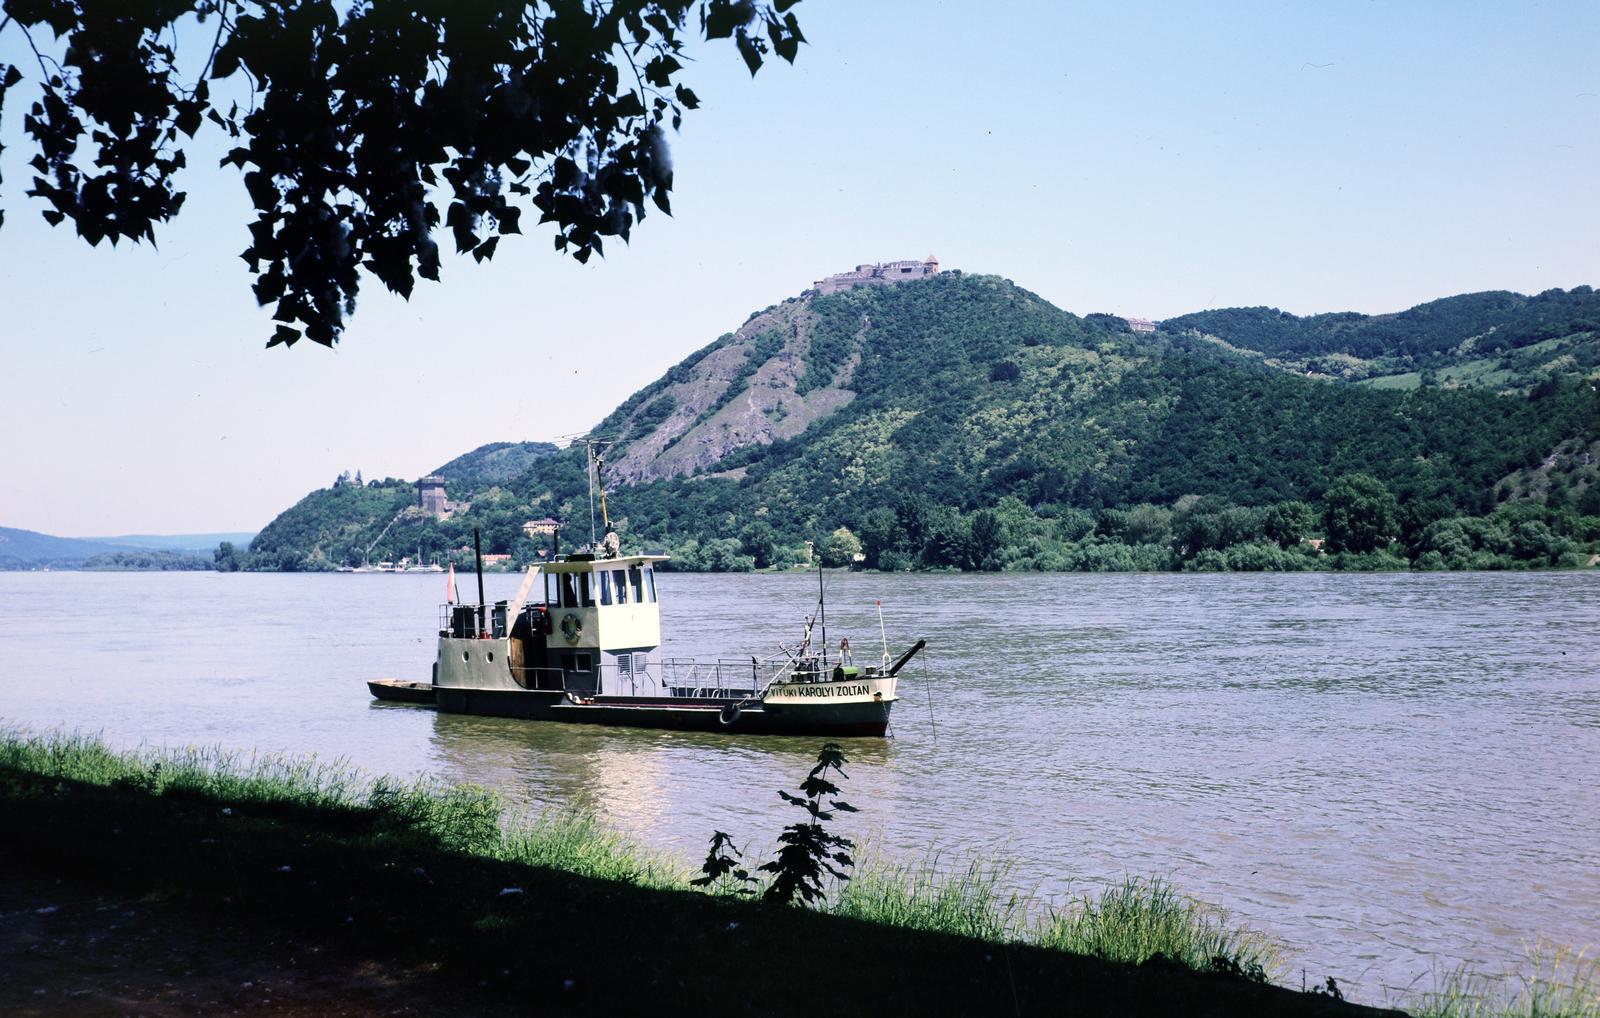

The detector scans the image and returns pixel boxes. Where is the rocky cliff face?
[603,296,861,484]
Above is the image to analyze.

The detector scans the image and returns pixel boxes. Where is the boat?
[369,442,924,736]
[369,543,923,737]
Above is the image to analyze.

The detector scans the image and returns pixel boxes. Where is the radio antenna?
[818,557,827,671]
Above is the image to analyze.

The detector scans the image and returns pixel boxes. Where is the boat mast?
[594,443,612,534]
[585,442,597,545]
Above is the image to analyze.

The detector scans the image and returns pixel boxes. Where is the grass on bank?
[0,728,1277,977]
[0,727,682,889]
[9,727,1589,1017]
[832,847,1280,980]
[1403,946,1600,1018]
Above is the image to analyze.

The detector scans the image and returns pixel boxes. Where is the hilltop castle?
[812,256,940,295]
[417,475,469,518]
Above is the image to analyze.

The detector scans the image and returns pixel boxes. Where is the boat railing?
[439,604,500,639]
[438,602,545,640]
[658,657,783,699]
[507,661,666,698]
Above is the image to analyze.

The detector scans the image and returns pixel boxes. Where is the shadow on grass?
[0,738,1400,1017]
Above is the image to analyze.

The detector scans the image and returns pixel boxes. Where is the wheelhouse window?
[598,570,613,606]
[612,569,628,604]
[628,566,644,604]
[642,565,657,603]
[559,573,579,608]
[579,572,594,607]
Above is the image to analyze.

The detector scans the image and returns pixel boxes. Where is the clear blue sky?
[1,1,1596,535]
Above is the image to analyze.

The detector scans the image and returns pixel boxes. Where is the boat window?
[643,565,657,603]
[575,653,592,672]
[612,569,628,604]
[628,566,644,603]
[560,573,578,608]
[544,572,556,607]
[598,570,613,606]
[579,572,594,607]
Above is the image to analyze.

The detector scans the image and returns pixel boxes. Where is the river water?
[2,569,1596,1001]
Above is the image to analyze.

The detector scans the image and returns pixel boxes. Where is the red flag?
[446,562,458,603]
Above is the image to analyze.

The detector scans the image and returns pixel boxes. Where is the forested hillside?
[245,442,559,569]
[244,274,1600,573]
[1161,287,1600,393]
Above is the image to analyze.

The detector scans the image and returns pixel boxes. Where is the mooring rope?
[921,649,937,744]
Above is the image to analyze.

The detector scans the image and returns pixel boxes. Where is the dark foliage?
[759,743,857,907]
[0,0,804,347]
[0,60,19,229]
[689,829,755,895]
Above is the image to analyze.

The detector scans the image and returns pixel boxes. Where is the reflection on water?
[2,568,1597,1000]
[424,708,897,835]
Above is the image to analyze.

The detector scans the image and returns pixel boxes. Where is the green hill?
[247,442,560,569]
[246,273,1600,573]
[1160,287,1600,393]
[432,441,559,490]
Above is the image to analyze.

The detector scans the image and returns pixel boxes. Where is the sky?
[1,1,1596,536]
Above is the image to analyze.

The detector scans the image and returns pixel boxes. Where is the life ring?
[718,703,741,727]
[559,612,583,644]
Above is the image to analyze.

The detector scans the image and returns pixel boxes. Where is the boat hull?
[412,685,895,736]
[368,678,437,704]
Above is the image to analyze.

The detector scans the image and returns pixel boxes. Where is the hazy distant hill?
[242,272,1600,572]
[0,528,240,569]
[85,532,257,552]
[0,528,134,568]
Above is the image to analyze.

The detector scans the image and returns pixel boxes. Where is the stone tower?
[417,475,448,515]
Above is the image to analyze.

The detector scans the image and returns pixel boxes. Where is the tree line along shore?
[216,472,1600,575]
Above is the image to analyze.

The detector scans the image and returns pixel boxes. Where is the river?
[2,569,1596,1002]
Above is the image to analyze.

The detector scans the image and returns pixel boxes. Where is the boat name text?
[773,683,871,699]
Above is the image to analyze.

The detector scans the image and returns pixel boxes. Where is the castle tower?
[418,475,448,515]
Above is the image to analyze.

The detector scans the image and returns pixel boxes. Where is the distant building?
[813,256,940,295]
[1122,316,1156,333]
[521,518,561,539]
[481,553,512,567]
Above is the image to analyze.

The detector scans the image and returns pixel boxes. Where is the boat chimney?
[473,528,487,636]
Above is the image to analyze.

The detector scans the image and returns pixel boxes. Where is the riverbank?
[0,730,1407,1017]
